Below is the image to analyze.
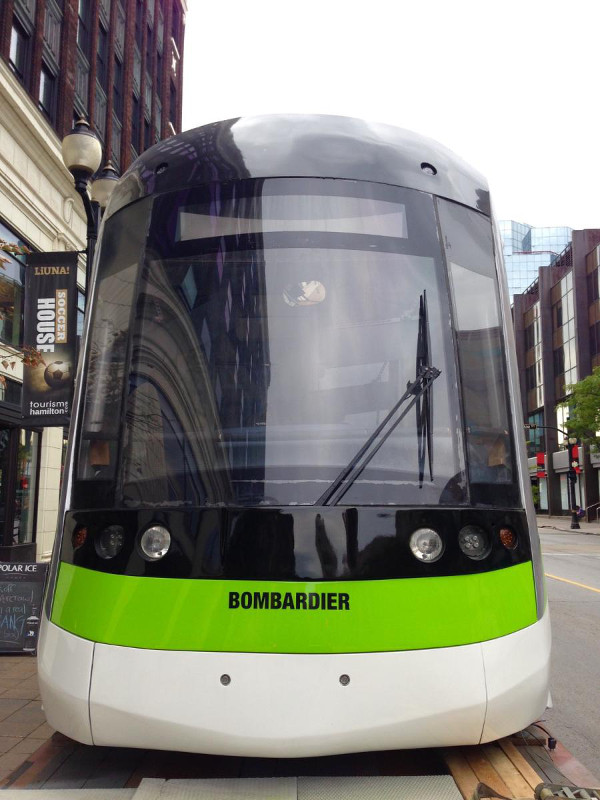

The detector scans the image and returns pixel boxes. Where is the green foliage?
[531,483,540,508]
[558,367,600,450]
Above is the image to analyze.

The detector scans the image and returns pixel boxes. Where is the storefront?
[0,419,42,561]
[0,223,42,561]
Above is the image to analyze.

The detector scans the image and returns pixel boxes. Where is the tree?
[558,367,600,451]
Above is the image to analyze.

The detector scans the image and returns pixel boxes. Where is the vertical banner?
[22,252,79,426]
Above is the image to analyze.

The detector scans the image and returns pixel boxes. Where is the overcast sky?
[182,0,598,230]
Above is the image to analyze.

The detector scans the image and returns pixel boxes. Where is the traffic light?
[569,443,579,483]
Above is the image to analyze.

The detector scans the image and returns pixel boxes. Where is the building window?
[97,23,109,90]
[553,347,564,377]
[135,0,144,48]
[9,19,31,85]
[526,411,545,458]
[169,80,176,126]
[524,323,535,351]
[77,290,85,337]
[171,2,180,46]
[131,94,140,151]
[0,428,40,555]
[77,0,92,58]
[39,64,57,122]
[553,301,563,328]
[145,23,153,69]
[0,224,26,348]
[113,56,123,119]
[591,321,600,358]
[587,269,599,302]
[0,377,22,406]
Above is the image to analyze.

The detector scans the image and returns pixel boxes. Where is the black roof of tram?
[105,114,491,220]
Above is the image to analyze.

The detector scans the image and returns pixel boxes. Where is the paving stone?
[0,721,48,738]
[0,698,29,722]
[1,686,41,700]
[28,722,54,740]
[10,737,45,755]
[0,678,23,692]
[6,700,46,724]
[0,659,36,678]
[0,737,21,755]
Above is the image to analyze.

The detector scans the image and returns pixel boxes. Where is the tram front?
[39,115,550,757]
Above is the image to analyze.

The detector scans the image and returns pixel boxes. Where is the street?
[539,523,600,781]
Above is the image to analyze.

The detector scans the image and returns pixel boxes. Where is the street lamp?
[61,120,119,304]
[525,423,581,529]
[90,161,119,209]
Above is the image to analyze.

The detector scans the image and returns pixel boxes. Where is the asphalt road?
[539,526,600,781]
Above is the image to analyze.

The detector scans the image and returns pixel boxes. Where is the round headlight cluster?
[409,528,444,563]
[139,525,171,560]
[95,525,125,559]
[458,525,491,561]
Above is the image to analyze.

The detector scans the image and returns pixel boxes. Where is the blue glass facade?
[499,220,572,297]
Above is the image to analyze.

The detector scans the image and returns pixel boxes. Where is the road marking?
[545,573,600,594]
[544,553,600,557]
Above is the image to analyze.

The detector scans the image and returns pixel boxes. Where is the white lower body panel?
[37,615,95,745]
[39,611,550,757]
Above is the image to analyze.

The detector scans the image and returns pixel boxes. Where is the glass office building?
[499,221,572,298]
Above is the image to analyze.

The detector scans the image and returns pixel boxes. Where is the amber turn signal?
[499,527,517,550]
[72,526,88,549]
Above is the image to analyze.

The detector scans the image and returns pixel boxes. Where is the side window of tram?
[77,200,151,486]
[437,199,514,490]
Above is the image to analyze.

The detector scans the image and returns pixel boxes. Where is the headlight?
[139,525,171,560]
[409,528,444,562]
[95,525,125,559]
[458,525,491,560]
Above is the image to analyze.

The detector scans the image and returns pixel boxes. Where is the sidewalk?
[536,513,600,535]
[0,656,54,783]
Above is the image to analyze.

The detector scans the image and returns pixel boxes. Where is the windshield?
[75,179,470,508]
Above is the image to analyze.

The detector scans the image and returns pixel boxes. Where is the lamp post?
[524,423,581,529]
[61,120,119,307]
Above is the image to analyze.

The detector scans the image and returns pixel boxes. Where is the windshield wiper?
[416,291,434,488]
[316,291,440,506]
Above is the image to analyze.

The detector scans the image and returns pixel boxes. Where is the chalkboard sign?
[0,562,48,654]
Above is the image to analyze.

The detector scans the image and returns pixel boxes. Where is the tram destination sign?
[22,252,80,427]
[0,562,47,654]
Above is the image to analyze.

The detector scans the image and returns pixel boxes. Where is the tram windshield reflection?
[74,178,517,509]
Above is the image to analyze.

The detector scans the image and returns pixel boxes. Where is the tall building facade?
[499,220,572,297]
[513,229,600,517]
[0,0,186,561]
[0,0,185,172]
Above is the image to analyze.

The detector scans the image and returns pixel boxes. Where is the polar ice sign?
[0,562,47,654]
[22,252,80,426]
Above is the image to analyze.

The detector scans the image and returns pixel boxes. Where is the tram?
[39,115,550,757]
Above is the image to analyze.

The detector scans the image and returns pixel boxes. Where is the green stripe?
[52,562,537,653]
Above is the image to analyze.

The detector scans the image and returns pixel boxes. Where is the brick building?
[512,230,600,517]
[0,0,185,172]
[0,0,186,561]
